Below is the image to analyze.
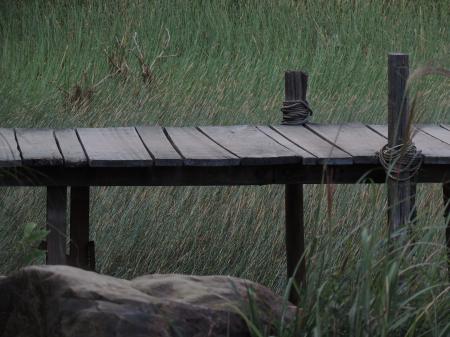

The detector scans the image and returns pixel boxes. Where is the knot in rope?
[377,142,423,181]
[281,100,313,125]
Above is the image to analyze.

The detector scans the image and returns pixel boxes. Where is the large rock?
[0,266,298,337]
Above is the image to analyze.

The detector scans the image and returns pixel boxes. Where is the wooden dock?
[1,124,450,185]
[1,53,449,304]
[0,123,450,182]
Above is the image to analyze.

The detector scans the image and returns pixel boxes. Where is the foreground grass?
[0,0,449,335]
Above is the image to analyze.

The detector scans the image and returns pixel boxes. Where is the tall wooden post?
[443,183,450,277]
[387,53,415,240]
[46,186,68,265]
[284,71,307,304]
[69,186,91,269]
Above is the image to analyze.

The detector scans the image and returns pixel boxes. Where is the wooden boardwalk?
[1,54,449,304]
[1,123,449,186]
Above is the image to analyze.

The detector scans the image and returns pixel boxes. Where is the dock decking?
[0,123,449,186]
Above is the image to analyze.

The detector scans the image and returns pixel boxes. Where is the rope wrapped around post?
[377,142,423,181]
[281,99,313,125]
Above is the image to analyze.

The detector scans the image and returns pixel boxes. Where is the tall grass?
[0,0,449,335]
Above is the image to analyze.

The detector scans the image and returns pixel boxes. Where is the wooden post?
[387,53,415,240]
[46,186,68,265]
[69,186,91,269]
[284,71,307,304]
[444,183,450,277]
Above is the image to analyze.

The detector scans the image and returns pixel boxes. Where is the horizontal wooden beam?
[0,164,448,187]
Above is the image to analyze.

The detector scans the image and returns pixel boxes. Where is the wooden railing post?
[284,71,307,304]
[46,186,68,265]
[387,53,416,240]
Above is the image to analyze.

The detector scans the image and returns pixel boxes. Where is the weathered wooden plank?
[412,128,450,164]
[77,127,152,167]
[272,125,353,165]
[441,124,450,132]
[367,124,388,138]
[165,127,239,166]
[419,125,450,145]
[54,129,88,167]
[368,125,450,164]
[257,125,317,165]
[0,128,21,167]
[46,186,67,265]
[199,125,301,165]
[135,126,183,166]
[306,123,386,164]
[16,129,63,166]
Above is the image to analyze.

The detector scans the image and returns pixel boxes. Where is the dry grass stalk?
[405,64,450,142]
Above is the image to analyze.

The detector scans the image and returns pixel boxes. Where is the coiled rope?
[281,100,313,125]
[377,142,423,181]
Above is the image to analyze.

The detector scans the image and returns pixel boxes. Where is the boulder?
[0,266,298,337]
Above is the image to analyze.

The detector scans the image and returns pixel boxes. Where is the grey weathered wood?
[77,127,152,167]
[69,186,90,269]
[306,123,386,164]
[386,53,414,238]
[411,128,450,164]
[256,125,317,165]
[441,124,450,131]
[165,127,239,166]
[16,129,63,166]
[199,125,301,165]
[46,186,67,265]
[367,124,388,138]
[283,70,307,305]
[135,126,183,166]
[54,129,88,167]
[272,125,353,165]
[369,125,450,164]
[0,128,21,167]
[419,125,450,146]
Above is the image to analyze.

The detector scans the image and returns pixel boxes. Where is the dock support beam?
[284,71,307,304]
[46,186,68,265]
[444,183,450,277]
[387,53,416,241]
[69,186,93,270]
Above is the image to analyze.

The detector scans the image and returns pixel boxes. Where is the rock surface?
[0,266,297,337]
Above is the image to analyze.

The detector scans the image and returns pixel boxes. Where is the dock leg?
[285,183,306,305]
[444,183,450,277]
[69,187,91,270]
[46,186,68,265]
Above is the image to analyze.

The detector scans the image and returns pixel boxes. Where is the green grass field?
[0,1,449,335]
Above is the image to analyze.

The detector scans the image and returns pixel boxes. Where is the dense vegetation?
[0,1,449,335]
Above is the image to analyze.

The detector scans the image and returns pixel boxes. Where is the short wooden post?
[387,53,416,240]
[69,186,91,269]
[46,186,68,265]
[443,183,450,276]
[284,71,307,304]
